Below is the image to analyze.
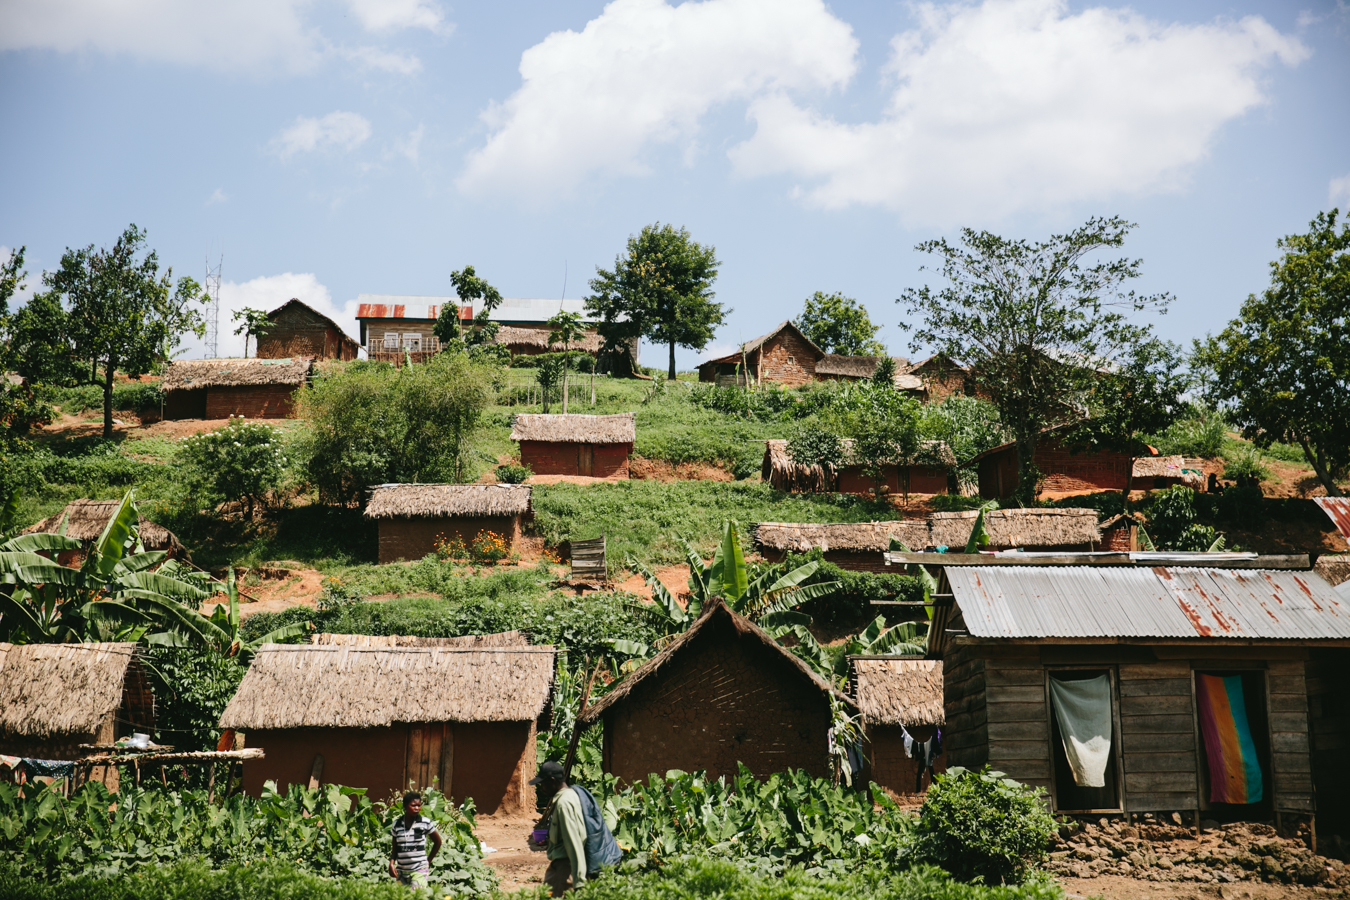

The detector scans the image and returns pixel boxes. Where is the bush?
[470,530,511,563]
[903,767,1054,885]
[1221,445,1272,484]
[1217,483,1265,529]
[1148,409,1227,458]
[317,576,366,612]
[779,551,923,630]
[142,645,245,755]
[496,462,532,483]
[1039,491,1125,520]
[1142,486,1201,550]
[178,417,289,521]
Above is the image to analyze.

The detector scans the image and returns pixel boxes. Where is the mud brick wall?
[164,388,206,419]
[1101,523,1134,551]
[836,464,948,495]
[755,332,818,387]
[204,385,298,419]
[911,361,970,403]
[258,304,358,360]
[519,441,631,478]
[601,620,832,785]
[978,437,1133,498]
[377,515,521,564]
[867,724,947,796]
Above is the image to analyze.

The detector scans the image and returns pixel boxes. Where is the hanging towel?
[1049,675,1113,788]
[1196,674,1263,804]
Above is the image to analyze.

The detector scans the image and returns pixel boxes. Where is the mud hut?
[0,643,154,790]
[815,356,921,390]
[364,483,531,564]
[257,299,360,361]
[510,413,635,478]
[761,439,953,495]
[1099,513,1148,552]
[753,521,930,573]
[162,356,314,419]
[927,508,1100,551]
[903,354,974,402]
[968,428,1154,499]
[697,321,824,387]
[1130,455,1205,491]
[23,499,187,566]
[576,599,854,785]
[849,657,946,795]
[219,643,556,814]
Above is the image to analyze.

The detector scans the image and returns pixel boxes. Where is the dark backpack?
[571,785,623,872]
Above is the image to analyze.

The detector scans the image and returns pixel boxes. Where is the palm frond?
[0,533,81,554]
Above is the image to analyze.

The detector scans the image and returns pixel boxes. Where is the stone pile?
[1044,815,1349,890]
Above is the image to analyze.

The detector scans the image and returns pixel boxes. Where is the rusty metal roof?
[1315,498,1350,540]
[946,565,1349,641]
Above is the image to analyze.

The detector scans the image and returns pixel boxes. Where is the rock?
[1158,858,1175,871]
[1121,826,1139,839]
[1292,861,1329,886]
[1073,848,1095,861]
[1172,812,1184,826]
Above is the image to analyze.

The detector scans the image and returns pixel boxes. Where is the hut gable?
[850,658,944,727]
[161,357,314,390]
[698,321,825,387]
[258,299,360,361]
[219,644,556,730]
[24,499,185,556]
[903,354,971,402]
[0,642,144,738]
[364,484,531,520]
[752,521,930,554]
[928,508,1101,550]
[509,413,635,445]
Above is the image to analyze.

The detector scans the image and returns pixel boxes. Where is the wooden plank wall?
[1267,660,1313,813]
[1118,661,1197,812]
[982,649,1050,792]
[943,644,989,771]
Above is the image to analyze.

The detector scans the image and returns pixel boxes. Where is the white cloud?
[393,125,426,164]
[179,273,361,359]
[458,0,858,198]
[0,0,446,74]
[270,111,372,159]
[206,188,229,206]
[1331,173,1350,208]
[728,0,1308,225]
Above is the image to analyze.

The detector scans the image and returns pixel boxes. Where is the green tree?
[297,351,496,502]
[0,245,24,323]
[179,418,290,521]
[898,216,1172,503]
[587,223,724,379]
[547,310,585,414]
[798,291,885,356]
[434,265,504,355]
[231,307,272,358]
[1193,210,1350,496]
[14,225,207,438]
[0,246,54,457]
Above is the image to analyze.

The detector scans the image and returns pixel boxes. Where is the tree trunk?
[1122,456,1136,500]
[102,364,116,439]
[668,341,676,380]
[1013,435,1039,505]
[1298,435,1345,498]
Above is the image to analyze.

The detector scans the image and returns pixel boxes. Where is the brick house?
[162,357,313,419]
[24,499,187,566]
[698,321,824,387]
[761,439,953,495]
[849,657,946,796]
[256,299,360,361]
[903,354,975,402]
[510,413,635,478]
[364,483,531,564]
[968,427,1159,499]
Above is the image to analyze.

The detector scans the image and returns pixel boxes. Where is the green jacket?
[546,786,589,881]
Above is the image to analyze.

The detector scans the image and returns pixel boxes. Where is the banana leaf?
[86,492,138,579]
[0,533,81,554]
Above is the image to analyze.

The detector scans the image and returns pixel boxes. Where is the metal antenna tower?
[204,253,223,357]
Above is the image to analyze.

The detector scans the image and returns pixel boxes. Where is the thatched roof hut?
[850,657,944,728]
[364,484,532,520]
[762,439,957,493]
[1132,454,1205,489]
[24,499,186,560]
[0,642,148,739]
[752,521,930,554]
[161,356,314,390]
[927,507,1100,550]
[510,413,635,445]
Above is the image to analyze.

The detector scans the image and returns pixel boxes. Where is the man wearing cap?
[532,761,602,895]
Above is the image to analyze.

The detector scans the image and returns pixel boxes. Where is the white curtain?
[1049,675,1113,788]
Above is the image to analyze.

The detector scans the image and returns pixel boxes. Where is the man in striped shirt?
[388,791,443,889]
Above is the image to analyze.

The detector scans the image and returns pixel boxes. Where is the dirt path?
[476,814,548,893]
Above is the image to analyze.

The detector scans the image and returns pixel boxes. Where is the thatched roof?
[0,643,140,737]
[816,355,909,378]
[1314,555,1350,589]
[219,644,556,729]
[850,658,944,727]
[364,484,531,519]
[510,413,635,445]
[495,326,604,353]
[577,600,852,729]
[1132,455,1190,478]
[24,499,184,553]
[162,357,314,390]
[928,508,1101,549]
[753,521,930,553]
[311,631,529,647]
[762,439,958,492]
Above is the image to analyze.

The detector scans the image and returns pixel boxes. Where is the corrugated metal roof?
[355,294,591,323]
[1315,498,1350,540]
[946,565,1349,641]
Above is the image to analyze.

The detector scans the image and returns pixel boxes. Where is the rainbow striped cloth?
[1196,674,1263,804]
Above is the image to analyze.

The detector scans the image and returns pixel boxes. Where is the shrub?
[1217,483,1265,529]
[317,576,366,612]
[1039,491,1125,520]
[1148,409,1227,458]
[779,551,923,630]
[470,530,511,564]
[903,767,1054,885]
[178,417,289,521]
[1221,445,1272,484]
[496,462,532,484]
[1143,486,1201,550]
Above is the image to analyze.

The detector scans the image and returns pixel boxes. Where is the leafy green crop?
[0,780,494,893]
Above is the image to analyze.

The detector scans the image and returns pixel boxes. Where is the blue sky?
[2,0,1347,368]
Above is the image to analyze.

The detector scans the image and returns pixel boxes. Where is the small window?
[402,333,422,352]
[1047,668,1123,813]
[382,332,400,350]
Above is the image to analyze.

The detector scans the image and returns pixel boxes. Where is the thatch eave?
[0,643,140,737]
[509,413,636,445]
[364,484,532,519]
[849,657,945,727]
[161,357,314,390]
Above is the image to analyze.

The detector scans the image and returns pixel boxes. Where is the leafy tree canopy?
[898,216,1173,503]
[231,307,271,358]
[434,265,504,357]
[587,223,725,379]
[1193,209,1350,496]
[797,291,885,356]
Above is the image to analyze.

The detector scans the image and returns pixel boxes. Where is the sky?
[1,0,1348,368]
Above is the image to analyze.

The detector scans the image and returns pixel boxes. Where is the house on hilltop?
[576,599,855,785]
[815,355,923,392]
[968,427,1158,499]
[904,355,975,402]
[219,642,555,814]
[364,483,531,564]
[510,413,635,478]
[162,357,313,419]
[849,657,946,795]
[24,499,187,566]
[256,299,360,361]
[698,321,824,387]
[761,439,953,495]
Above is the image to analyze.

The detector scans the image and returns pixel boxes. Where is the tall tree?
[231,307,271,358]
[587,223,724,379]
[898,216,1171,503]
[1193,209,1350,496]
[16,225,206,438]
[798,291,885,356]
[434,265,504,353]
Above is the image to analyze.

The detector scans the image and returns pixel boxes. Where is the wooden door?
[578,444,594,476]
[405,723,454,795]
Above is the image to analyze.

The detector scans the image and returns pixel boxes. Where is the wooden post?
[206,762,217,803]
[562,657,601,783]
[308,753,325,791]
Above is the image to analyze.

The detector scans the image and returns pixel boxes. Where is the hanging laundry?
[1196,674,1263,804]
[901,725,943,769]
[22,758,75,779]
[1049,675,1113,788]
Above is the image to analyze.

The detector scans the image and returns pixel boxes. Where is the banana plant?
[191,566,309,663]
[833,618,926,679]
